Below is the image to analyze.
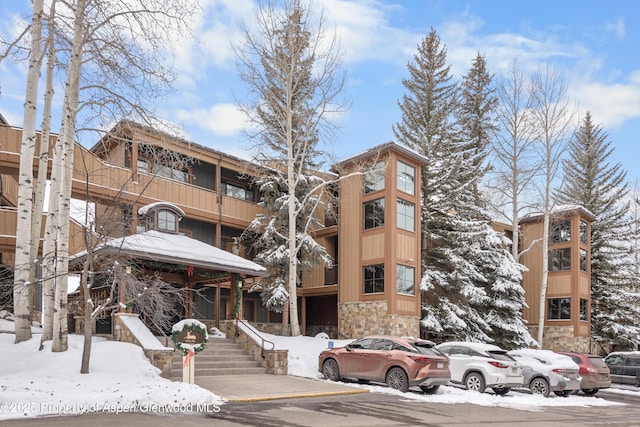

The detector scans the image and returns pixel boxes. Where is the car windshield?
[487,350,515,362]
[412,342,442,356]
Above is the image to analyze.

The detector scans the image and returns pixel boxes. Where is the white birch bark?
[52,0,86,353]
[38,1,59,343]
[13,0,44,343]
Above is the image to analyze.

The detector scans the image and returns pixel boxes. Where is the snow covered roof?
[332,141,429,170]
[70,229,267,277]
[138,201,185,217]
[519,205,597,223]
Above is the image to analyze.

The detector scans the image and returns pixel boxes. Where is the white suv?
[436,342,523,394]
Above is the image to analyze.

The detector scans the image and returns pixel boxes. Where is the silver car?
[508,349,581,397]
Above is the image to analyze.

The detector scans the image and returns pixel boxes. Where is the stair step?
[171,366,268,378]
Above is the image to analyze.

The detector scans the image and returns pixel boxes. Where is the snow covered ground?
[0,314,633,421]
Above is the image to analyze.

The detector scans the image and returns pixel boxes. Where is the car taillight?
[553,368,573,375]
[488,361,509,369]
[579,366,598,375]
[409,356,430,363]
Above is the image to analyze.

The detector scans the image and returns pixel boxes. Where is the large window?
[549,248,571,271]
[396,265,415,295]
[363,198,385,230]
[580,220,588,244]
[397,161,415,195]
[157,210,178,232]
[580,248,588,272]
[397,199,415,231]
[364,161,385,194]
[550,220,571,243]
[580,298,588,321]
[363,264,384,294]
[221,181,254,202]
[548,297,571,320]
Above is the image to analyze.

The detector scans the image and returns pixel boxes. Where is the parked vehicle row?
[318,335,629,397]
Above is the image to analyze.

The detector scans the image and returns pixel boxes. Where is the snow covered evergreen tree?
[556,112,640,350]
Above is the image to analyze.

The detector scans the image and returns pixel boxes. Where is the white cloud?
[176,103,248,136]
[571,79,640,129]
[605,17,625,39]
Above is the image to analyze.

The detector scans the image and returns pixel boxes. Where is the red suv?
[556,351,611,395]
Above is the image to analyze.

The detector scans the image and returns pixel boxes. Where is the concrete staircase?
[171,338,267,380]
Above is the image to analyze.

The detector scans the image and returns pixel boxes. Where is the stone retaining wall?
[528,325,591,352]
[221,320,288,375]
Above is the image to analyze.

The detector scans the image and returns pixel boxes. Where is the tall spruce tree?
[457,53,533,348]
[556,111,640,350]
[393,30,491,341]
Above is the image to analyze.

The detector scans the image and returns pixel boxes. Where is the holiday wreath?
[171,319,209,356]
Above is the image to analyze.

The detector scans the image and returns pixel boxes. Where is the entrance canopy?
[70,229,267,278]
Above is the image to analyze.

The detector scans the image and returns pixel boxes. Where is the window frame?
[364,161,385,194]
[549,248,571,271]
[396,198,415,232]
[579,298,588,321]
[363,264,385,294]
[396,264,415,295]
[156,209,178,233]
[550,219,571,243]
[396,160,415,195]
[548,297,571,320]
[363,198,385,230]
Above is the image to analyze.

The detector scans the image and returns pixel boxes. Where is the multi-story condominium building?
[0,119,593,350]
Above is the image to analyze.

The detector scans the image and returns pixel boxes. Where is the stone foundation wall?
[306,325,338,339]
[528,325,591,352]
[338,301,419,339]
[113,313,174,378]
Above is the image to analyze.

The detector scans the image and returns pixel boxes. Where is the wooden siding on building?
[338,172,363,304]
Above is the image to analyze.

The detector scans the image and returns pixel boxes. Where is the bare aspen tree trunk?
[287,129,301,337]
[52,0,86,353]
[38,2,58,344]
[14,0,44,343]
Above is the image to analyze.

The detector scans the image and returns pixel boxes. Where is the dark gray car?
[604,351,640,387]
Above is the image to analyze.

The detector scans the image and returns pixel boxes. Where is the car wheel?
[529,377,550,397]
[420,385,440,394]
[386,367,409,393]
[581,388,599,396]
[492,387,510,396]
[464,372,485,393]
[322,358,341,381]
[554,390,571,397]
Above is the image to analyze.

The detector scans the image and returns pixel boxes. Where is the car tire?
[492,387,510,396]
[554,390,571,397]
[581,388,598,396]
[322,358,341,382]
[464,372,486,393]
[386,367,409,393]
[529,377,550,397]
[420,385,440,394]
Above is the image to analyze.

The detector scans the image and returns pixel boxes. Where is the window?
[397,199,415,231]
[548,297,571,320]
[580,298,588,321]
[549,248,571,271]
[580,221,588,244]
[550,220,571,243]
[157,210,177,232]
[397,161,415,195]
[222,182,254,201]
[396,265,415,295]
[363,198,385,229]
[156,164,189,183]
[364,161,385,193]
[363,264,384,294]
[580,248,588,272]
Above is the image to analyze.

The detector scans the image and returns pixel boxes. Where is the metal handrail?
[235,318,275,359]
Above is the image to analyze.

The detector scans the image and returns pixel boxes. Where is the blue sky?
[1,0,639,185]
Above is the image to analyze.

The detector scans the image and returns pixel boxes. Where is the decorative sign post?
[171,319,209,384]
